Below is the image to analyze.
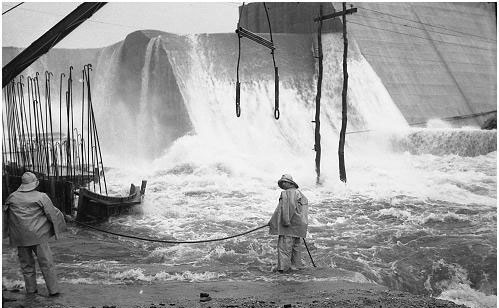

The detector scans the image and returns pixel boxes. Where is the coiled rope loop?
[235,2,245,117]
[263,3,279,120]
[74,220,269,244]
[235,2,279,119]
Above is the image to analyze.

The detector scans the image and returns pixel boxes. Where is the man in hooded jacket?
[3,172,66,296]
[268,174,309,272]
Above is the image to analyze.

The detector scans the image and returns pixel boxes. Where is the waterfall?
[156,33,414,185]
[82,31,495,187]
[137,37,163,158]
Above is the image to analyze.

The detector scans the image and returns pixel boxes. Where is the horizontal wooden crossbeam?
[314,7,357,22]
[236,27,275,50]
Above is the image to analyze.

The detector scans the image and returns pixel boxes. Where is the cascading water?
[137,37,163,159]
[2,31,495,308]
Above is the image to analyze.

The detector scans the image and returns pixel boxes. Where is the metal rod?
[59,73,65,178]
[91,144,96,192]
[17,79,28,169]
[81,69,85,186]
[69,66,75,183]
[86,67,92,189]
[10,82,22,171]
[45,72,53,176]
[4,84,13,167]
[2,113,7,169]
[87,64,107,194]
[30,77,42,174]
[302,238,317,267]
[6,83,16,170]
[26,77,35,170]
[35,74,49,177]
[66,89,71,180]
[46,72,56,177]
[35,74,48,176]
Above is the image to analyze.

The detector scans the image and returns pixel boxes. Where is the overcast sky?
[2,2,241,48]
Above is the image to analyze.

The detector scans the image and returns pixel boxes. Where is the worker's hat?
[278,174,299,189]
[17,172,39,192]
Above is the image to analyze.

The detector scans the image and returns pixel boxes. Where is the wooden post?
[314,4,324,185]
[338,2,349,183]
[314,3,356,183]
[140,180,148,195]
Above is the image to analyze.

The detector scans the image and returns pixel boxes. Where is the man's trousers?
[17,242,59,294]
[277,235,303,271]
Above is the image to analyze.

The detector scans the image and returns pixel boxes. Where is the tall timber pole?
[338,2,349,183]
[313,4,324,184]
[314,2,356,183]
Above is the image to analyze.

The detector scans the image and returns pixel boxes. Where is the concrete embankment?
[3,3,496,129]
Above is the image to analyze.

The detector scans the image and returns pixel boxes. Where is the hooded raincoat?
[268,188,309,238]
[3,190,66,247]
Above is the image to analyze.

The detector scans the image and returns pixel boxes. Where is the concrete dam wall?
[242,2,497,127]
[2,2,495,160]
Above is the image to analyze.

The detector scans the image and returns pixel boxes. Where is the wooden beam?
[314,7,357,22]
[2,3,107,88]
[236,27,275,50]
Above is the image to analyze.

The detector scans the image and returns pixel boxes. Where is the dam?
[2,3,496,160]
[239,2,497,127]
[2,2,496,308]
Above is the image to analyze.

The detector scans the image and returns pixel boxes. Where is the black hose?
[74,220,269,244]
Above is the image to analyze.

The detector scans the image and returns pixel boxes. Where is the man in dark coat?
[3,172,66,296]
[269,174,309,272]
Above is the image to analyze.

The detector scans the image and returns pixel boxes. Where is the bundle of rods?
[2,64,107,195]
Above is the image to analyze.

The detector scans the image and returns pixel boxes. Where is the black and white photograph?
[1,2,497,308]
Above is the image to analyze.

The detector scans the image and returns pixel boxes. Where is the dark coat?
[268,188,309,238]
[3,191,66,247]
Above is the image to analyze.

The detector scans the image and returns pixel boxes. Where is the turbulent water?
[3,32,497,308]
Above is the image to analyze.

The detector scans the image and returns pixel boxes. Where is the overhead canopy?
[2,2,107,88]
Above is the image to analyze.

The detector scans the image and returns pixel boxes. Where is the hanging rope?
[235,2,245,117]
[73,220,269,244]
[235,2,279,119]
[263,3,279,120]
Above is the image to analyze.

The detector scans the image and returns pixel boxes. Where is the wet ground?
[3,280,468,308]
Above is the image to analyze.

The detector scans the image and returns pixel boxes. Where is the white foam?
[438,283,497,308]
[2,278,24,290]
[61,277,116,285]
[420,212,470,225]
[378,208,412,220]
[111,268,225,282]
